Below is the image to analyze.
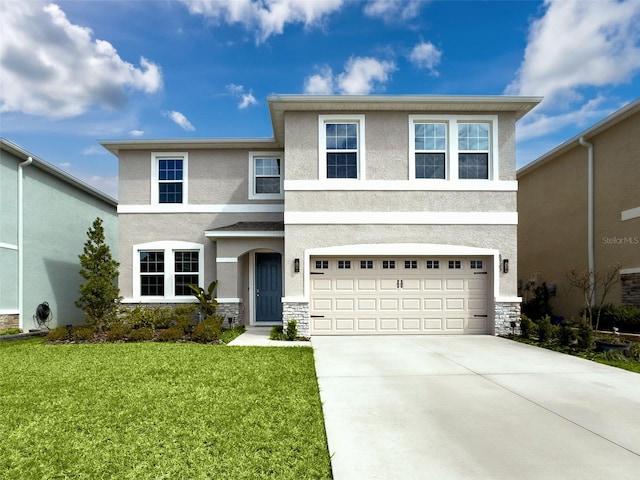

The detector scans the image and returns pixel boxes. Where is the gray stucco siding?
[284,190,517,213]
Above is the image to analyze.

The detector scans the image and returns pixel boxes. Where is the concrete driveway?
[311,335,640,480]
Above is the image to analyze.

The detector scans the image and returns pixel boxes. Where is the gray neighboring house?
[1,139,118,331]
[101,94,540,337]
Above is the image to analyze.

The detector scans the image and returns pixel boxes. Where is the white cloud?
[226,83,258,109]
[58,162,72,168]
[363,0,422,21]
[129,129,145,137]
[164,111,195,131]
[0,2,162,118]
[239,93,258,109]
[337,57,396,94]
[408,41,442,75]
[304,57,395,95]
[507,0,640,105]
[181,0,344,43]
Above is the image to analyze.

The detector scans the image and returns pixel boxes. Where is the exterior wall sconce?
[502,259,509,273]
[294,258,300,273]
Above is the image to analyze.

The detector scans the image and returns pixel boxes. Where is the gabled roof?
[517,98,640,178]
[1,138,117,206]
[100,94,541,155]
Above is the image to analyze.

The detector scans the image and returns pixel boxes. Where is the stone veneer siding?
[282,301,310,338]
[0,314,19,330]
[494,301,521,336]
[622,273,640,307]
[216,302,244,328]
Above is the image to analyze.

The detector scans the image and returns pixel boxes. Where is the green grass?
[0,340,332,479]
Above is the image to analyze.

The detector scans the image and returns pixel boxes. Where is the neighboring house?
[0,139,118,331]
[101,94,540,337]
[517,99,640,320]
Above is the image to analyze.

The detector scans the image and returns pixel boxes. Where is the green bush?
[192,316,222,343]
[536,315,553,344]
[627,342,640,361]
[156,327,184,342]
[0,328,22,336]
[558,322,576,346]
[173,304,198,323]
[128,327,154,342]
[519,315,534,340]
[269,324,284,340]
[285,319,298,341]
[47,327,69,341]
[73,327,95,342]
[220,325,245,344]
[614,305,640,333]
[577,317,594,350]
[106,323,130,342]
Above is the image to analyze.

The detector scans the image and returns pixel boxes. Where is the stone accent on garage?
[622,272,640,307]
[494,301,521,336]
[282,301,310,338]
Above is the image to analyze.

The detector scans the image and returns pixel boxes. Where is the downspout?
[18,156,33,331]
[578,137,595,307]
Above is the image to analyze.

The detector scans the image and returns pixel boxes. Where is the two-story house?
[101,95,540,337]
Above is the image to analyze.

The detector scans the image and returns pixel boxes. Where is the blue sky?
[2,0,639,199]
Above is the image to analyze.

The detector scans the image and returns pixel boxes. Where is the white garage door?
[310,256,489,335]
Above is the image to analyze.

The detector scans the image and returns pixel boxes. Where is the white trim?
[217,297,243,303]
[132,240,204,302]
[151,152,188,205]
[409,115,499,181]
[118,204,284,214]
[248,151,284,200]
[0,242,18,250]
[0,309,19,315]
[285,211,517,225]
[319,114,366,180]
[281,296,308,303]
[621,267,640,275]
[121,298,196,305]
[495,296,522,303]
[622,206,640,221]
[216,257,238,263]
[284,179,517,191]
[206,230,284,238]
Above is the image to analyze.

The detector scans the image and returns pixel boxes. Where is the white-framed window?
[319,115,366,180]
[404,260,418,269]
[382,260,396,269]
[248,151,284,200]
[338,260,351,269]
[426,260,440,269]
[470,260,484,269]
[360,260,374,269]
[409,116,497,181]
[151,153,188,205]
[133,241,203,301]
[315,260,329,269]
[448,260,461,269]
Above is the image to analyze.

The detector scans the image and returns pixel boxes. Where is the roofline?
[1,138,118,207]
[99,137,279,156]
[517,98,640,178]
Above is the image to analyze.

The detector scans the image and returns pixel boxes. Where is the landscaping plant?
[75,217,120,331]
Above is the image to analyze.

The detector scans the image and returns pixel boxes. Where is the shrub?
[220,325,245,344]
[519,315,534,340]
[47,327,69,341]
[128,327,153,342]
[269,325,284,340]
[173,304,198,324]
[521,283,554,321]
[0,328,22,336]
[285,319,298,341]
[536,315,553,344]
[627,342,640,361]
[106,323,130,342]
[156,327,184,342]
[73,327,95,342]
[558,322,576,347]
[192,316,222,343]
[576,317,594,350]
[613,305,640,334]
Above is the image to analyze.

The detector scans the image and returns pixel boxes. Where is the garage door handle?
[310,272,325,275]
[474,314,488,317]
[310,315,325,318]
[474,272,488,275]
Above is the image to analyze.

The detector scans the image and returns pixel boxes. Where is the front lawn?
[0,340,332,479]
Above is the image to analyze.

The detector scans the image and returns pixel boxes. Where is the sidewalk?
[226,326,311,347]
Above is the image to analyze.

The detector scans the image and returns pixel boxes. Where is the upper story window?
[249,152,284,200]
[409,116,497,181]
[151,153,188,205]
[319,115,366,180]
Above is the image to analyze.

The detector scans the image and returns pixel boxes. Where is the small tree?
[188,281,219,318]
[75,217,120,330]
[566,263,621,332]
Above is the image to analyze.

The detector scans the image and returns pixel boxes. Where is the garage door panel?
[310,256,490,335]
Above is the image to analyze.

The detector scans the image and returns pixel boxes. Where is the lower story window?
[135,241,203,300]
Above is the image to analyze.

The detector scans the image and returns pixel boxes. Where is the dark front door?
[255,252,282,323]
